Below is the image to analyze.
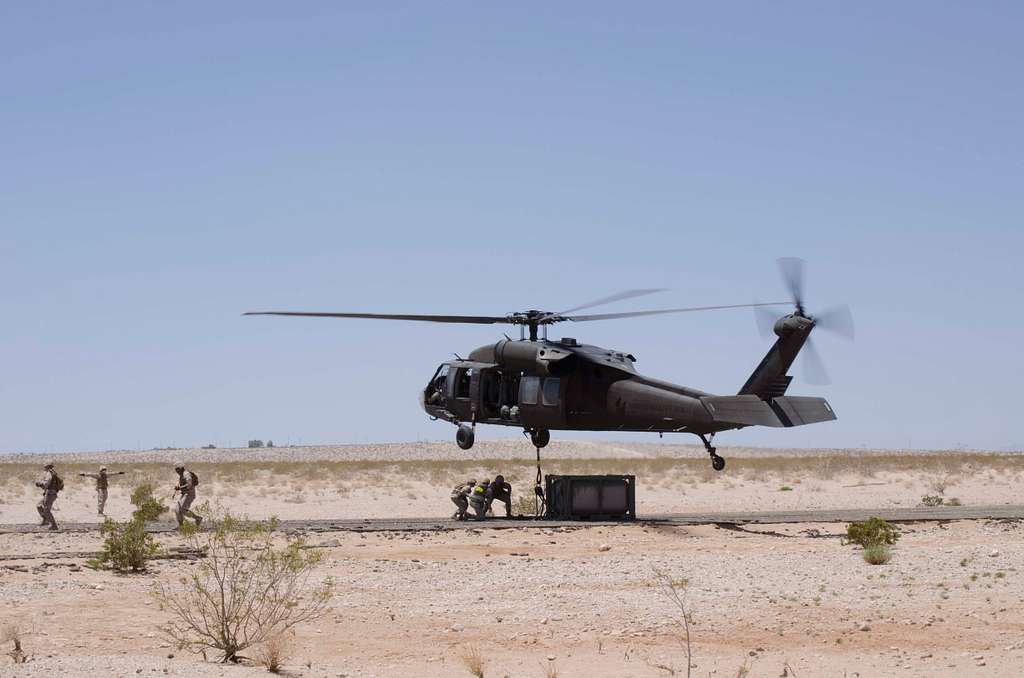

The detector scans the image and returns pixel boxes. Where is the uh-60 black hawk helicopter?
[246,258,853,472]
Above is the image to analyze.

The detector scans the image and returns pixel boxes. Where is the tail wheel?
[456,425,475,450]
[711,454,726,471]
[530,429,550,448]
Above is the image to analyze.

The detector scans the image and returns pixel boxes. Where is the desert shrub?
[461,645,485,677]
[845,517,900,548]
[514,494,540,517]
[154,511,333,663]
[1,624,28,664]
[921,494,944,507]
[946,497,962,506]
[863,544,892,565]
[652,568,694,678]
[88,483,167,572]
[255,630,293,673]
[130,482,170,522]
[929,476,950,495]
[779,485,793,492]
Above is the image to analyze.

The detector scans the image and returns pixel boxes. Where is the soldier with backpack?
[172,464,203,528]
[35,462,63,530]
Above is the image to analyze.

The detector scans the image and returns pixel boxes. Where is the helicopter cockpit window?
[433,365,450,392]
[541,378,561,406]
[520,376,540,405]
[455,368,472,399]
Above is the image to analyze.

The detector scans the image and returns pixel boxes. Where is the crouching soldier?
[467,479,490,521]
[79,466,126,516]
[35,463,63,530]
[450,479,476,521]
[486,474,513,518]
[173,464,203,528]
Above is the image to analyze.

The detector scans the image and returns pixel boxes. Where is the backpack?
[53,473,64,493]
[189,470,200,487]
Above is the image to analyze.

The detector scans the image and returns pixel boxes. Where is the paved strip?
[1,505,1021,535]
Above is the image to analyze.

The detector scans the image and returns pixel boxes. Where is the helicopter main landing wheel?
[710,451,726,472]
[530,428,550,449]
[456,424,475,450]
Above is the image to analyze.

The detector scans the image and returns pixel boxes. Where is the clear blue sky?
[2,3,1022,452]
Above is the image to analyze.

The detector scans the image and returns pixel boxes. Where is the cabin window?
[455,368,472,399]
[433,365,450,392]
[542,377,561,406]
[520,376,540,405]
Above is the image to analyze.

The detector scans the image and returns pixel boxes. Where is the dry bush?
[154,511,333,663]
[1,624,28,664]
[652,568,693,678]
[460,645,485,677]
[255,630,294,673]
[514,494,540,517]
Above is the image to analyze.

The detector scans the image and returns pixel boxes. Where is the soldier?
[486,474,513,518]
[78,466,126,516]
[172,464,203,528]
[467,478,490,521]
[450,478,476,521]
[35,463,63,530]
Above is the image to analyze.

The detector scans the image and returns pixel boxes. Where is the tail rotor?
[757,257,854,384]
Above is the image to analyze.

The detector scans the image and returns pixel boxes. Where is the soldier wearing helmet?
[450,478,476,521]
[467,478,490,521]
[35,463,62,530]
[173,464,203,528]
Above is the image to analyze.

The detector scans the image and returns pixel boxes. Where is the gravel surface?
[0,655,264,677]
[1,521,1022,677]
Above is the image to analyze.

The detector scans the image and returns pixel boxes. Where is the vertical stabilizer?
[738,314,814,399]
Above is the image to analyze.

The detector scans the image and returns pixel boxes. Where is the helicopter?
[245,258,853,471]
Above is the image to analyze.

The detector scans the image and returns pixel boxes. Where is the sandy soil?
[1,445,1022,677]
[1,521,1023,677]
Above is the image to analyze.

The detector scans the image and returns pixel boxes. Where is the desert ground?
[1,441,1023,677]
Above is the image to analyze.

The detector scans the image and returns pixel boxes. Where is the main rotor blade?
[565,301,789,323]
[556,288,667,315]
[243,311,508,324]
[814,304,855,340]
[801,337,830,385]
[778,257,805,306]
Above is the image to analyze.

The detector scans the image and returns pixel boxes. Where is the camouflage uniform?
[467,481,490,521]
[35,466,60,530]
[450,480,475,520]
[174,467,202,527]
[486,476,513,518]
[79,468,125,515]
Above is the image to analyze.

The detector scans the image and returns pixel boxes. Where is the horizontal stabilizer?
[770,396,836,427]
[701,395,784,427]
